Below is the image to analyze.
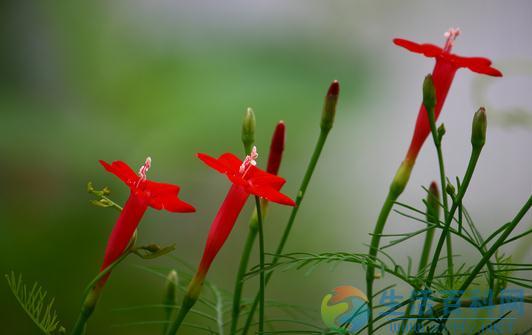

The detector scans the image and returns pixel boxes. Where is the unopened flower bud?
[164,270,178,306]
[426,182,440,223]
[163,270,178,331]
[437,124,446,140]
[241,107,256,154]
[446,183,456,197]
[423,74,437,111]
[321,80,339,132]
[267,121,285,175]
[471,107,487,149]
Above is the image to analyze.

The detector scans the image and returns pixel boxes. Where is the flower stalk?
[241,80,340,334]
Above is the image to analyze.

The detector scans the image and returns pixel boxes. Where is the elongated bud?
[471,107,487,149]
[423,74,436,111]
[267,121,285,175]
[164,270,178,305]
[426,182,440,223]
[163,270,178,328]
[320,80,339,132]
[242,107,256,154]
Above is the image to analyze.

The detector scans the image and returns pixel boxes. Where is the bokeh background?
[1,1,531,334]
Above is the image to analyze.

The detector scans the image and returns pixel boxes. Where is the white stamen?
[138,156,152,183]
[239,146,259,175]
[443,27,460,52]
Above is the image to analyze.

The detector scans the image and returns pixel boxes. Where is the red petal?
[144,180,196,212]
[450,54,503,77]
[248,167,286,190]
[393,38,443,58]
[99,160,139,187]
[250,185,296,206]
[197,153,242,175]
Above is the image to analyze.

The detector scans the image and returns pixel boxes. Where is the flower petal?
[393,38,443,58]
[248,166,286,190]
[450,54,503,77]
[197,153,242,174]
[99,160,139,187]
[250,185,296,206]
[144,180,196,212]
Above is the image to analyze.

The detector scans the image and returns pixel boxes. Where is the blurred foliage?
[0,1,370,334]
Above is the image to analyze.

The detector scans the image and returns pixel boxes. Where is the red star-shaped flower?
[98,158,195,284]
[394,28,502,163]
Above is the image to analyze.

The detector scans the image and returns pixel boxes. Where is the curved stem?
[366,191,398,334]
[255,196,265,334]
[241,130,330,334]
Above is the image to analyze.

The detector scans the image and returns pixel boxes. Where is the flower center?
[443,27,460,53]
[239,146,258,177]
[137,156,152,187]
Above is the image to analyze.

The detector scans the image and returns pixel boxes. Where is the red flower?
[195,147,295,279]
[394,28,502,162]
[98,158,195,284]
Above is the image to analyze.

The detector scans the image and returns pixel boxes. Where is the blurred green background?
[1,1,531,334]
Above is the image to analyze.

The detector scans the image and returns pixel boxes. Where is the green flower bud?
[241,107,256,154]
[446,183,456,197]
[423,74,437,112]
[437,123,446,140]
[164,270,178,306]
[320,80,339,132]
[471,107,487,149]
[163,270,178,332]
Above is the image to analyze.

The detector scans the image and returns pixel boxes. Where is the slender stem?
[165,294,196,335]
[366,191,398,334]
[398,195,438,335]
[230,218,258,334]
[415,148,482,331]
[255,196,265,334]
[425,96,452,288]
[438,194,532,328]
[445,234,454,288]
[241,130,330,334]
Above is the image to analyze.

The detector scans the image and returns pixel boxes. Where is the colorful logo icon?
[321,285,369,332]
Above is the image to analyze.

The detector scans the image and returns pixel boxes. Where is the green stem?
[425,95,452,289]
[165,294,196,335]
[255,196,265,334]
[241,130,330,334]
[71,247,132,335]
[438,194,532,329]
[445,234,454,288]
[398,199,437,335]
[366,191,398,334]
[230,218,258,334]
[415,147,482,331]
